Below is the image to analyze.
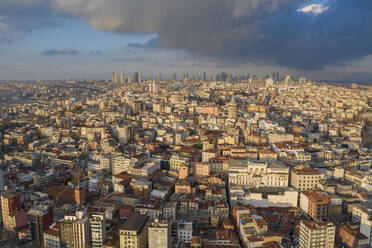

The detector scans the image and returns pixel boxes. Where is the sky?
[0,0,372,82]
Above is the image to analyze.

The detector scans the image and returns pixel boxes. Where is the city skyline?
[1,1,372,82]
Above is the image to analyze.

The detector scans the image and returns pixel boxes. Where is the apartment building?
[299,220,335,248]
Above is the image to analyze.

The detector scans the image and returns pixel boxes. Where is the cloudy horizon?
[1,0,372,82]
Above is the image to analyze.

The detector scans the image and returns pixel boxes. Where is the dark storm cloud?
[52,0,372,70]
[0,0,65,42]
[41,48,79,55]
[1,0,372,71]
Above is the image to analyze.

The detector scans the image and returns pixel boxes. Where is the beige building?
[120,214,148,248]
[299,220,335,248]
[44,223,61,248]
[300,191,330,221]
[291,166,324,191]
[228,160,289,188]
[169,154,189,172]
[148,219,170,248]
[1,191,22,230]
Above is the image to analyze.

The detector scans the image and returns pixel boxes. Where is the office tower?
[120,213,149,248]
[173,73,177,80]
[299,220,335,248]
[90,211,106,248]
[133,72,141,84]
[228,95,238,119]
[28,203,54,248]
[112,72,118,83]
[148,219,171,248]
[247,73,250,79]
[1,191,22,230]
[198,72,201,80]
[120,72,125,84]
[157,72,161,81]
[275,72,280,81]
[203,72,207,81]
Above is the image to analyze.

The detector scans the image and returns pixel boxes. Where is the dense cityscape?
[0,73,371,248]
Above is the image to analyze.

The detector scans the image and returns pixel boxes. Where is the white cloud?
[297,3,329,15]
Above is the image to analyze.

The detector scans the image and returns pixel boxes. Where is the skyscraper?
[173,73,177,80]
[112,72,118,83]
[120,72,125,84]
[133,72,141,84]
[157,72,161,81]
[203,72,207,81]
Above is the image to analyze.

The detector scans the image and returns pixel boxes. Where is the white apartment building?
[299,220,335,248]
[228,160,289,188]
[90,212,106,248]
[111,155,137,175]
[229,185,298,208]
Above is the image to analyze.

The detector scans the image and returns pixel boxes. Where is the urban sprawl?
[0,72,372,248]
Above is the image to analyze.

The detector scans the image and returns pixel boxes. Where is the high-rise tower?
[112,72,118,83]
[120,72,125,84]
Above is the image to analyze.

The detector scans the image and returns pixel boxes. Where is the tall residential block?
[299,220,335,248]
